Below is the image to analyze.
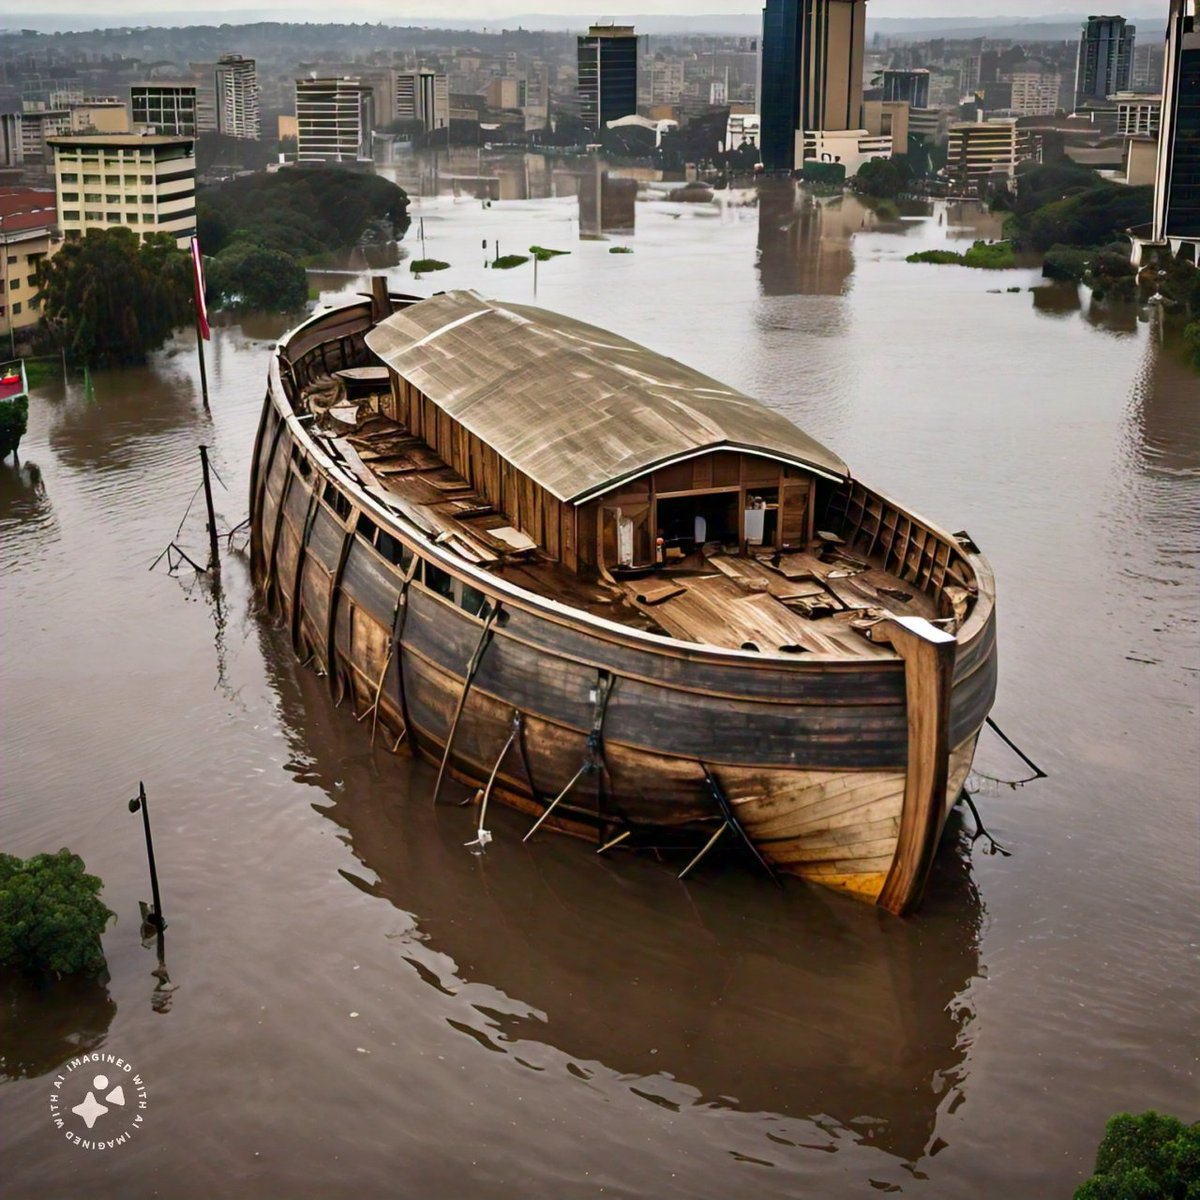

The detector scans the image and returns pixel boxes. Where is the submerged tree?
[36,228,193,367]
[1075,1111,1200,1199]
[0,396,28,461]
[0,850,115,978]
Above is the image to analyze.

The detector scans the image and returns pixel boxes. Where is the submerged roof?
[365,290,847,505]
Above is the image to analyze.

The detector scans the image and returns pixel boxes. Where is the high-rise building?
[1153,0,1200,243]
[392,70,449,133]
[1074,15,1135,110]
[215,55,260,140]
[131,83,200,136]
[945,119,1041,191]
[577,24,638,133]
[759,0,867,172]
[295,78,374,164]
[1009,65,1063,116]
[1132,41,1166,91]
[882,68,929,109]
[48,133,197,248]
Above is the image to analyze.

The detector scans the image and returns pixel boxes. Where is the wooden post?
[370,275,390,323]
[877,616,957,915]
[199,445,220,571]
[195,316,210,409]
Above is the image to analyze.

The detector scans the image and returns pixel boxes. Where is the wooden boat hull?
[251,301,998,913]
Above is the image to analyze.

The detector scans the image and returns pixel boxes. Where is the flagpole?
[190,235,211,411]
[195,313,210,410]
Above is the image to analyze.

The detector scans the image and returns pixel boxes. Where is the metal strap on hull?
[432,603,501,804]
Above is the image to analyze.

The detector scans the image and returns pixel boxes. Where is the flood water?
[2,162,1197,1198]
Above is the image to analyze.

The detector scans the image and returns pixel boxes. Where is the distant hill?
[0,10,1170,39]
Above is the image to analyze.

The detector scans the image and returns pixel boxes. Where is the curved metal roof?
[364,290,848,505]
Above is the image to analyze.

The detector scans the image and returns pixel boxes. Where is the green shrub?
[409,258,450,273]
[529,246,569,261]
[609,246,634,254]
[907,241,1015,269]
[906,248,964,265]
[1183,322,1200,370]
[1044,245,1092,282]
[0,850,115,978]
[962,240,1016,268]
[0,396,29,460]
[1075,1111,1200,1199]
[491,254,530,269]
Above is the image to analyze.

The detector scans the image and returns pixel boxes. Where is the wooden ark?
[250,286,997,913]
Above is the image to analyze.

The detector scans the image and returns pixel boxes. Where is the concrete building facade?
[945,118,1041,191]
[48,133,197,248]
[0,188,58,339]
[131,83,201,136]
[215,55,260,140]
[295,78,375,164]
[393,70,450,133]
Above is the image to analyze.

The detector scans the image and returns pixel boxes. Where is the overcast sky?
[1,1,1172,18]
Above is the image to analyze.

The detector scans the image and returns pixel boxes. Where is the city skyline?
[0,2,1177,26]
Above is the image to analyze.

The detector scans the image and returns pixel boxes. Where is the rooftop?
[365,291,847,506]
[46,133,194,146]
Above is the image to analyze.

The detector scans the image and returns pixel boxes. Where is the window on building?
[61,172,79,183]
[106,212,120,222]
[140,174,153,184]
[84,211,101,220]
[105,194,120,204]
[62,191,79,201]
[11,302,20,315]
[84,193,100,203]
[63,210,80,221]
[83,174,100,183]
[127,213,139,223]
[5,255,14,265]
[26,276,36,288]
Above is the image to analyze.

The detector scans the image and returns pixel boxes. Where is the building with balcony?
[48,133,197,248]
[295,78,374,164]
[215,55,260,140]
[945,118,1041,191]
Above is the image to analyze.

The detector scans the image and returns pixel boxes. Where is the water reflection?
[1031,281,1082,318]
[578,161,636,238]
[263,625,983,1167]
[0,973,116,1081]
[47,357,204,476]
[756,183,873,297]
[0,461,59,569]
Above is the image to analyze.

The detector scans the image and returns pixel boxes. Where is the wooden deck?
[311,404,946,659]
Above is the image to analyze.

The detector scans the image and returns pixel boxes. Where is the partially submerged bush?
[410,258,450,273]
[529,245,569,261]
[1074,1111,1200,1199]
[907,241,1015,269]
[0,396,28,461]
[0,850,115,978]
[491,254,530,269]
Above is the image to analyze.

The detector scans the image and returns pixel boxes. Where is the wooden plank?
[876,617,957,915]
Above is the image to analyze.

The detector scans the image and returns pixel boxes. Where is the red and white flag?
[190,235,210,341]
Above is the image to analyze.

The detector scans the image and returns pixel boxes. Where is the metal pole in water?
[128,782,166,966]
[199,445,220,570]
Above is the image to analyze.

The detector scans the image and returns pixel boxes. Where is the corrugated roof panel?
[364,291,848,503]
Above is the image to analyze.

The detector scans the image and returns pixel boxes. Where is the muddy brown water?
[1,179,1197,1198]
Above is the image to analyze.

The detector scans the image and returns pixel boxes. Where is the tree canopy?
[853,156,914,199]
[205,243,308,311]
[1074,1111,1200,1199]
[35,228,193,366]
[196,168,410,260]
[0,850,115,978]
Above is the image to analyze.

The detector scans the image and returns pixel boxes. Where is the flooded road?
[2,171,1197,1198]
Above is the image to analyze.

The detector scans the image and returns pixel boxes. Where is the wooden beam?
[877,616,957,915]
